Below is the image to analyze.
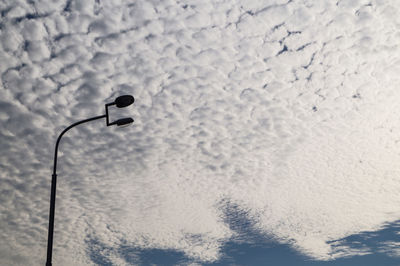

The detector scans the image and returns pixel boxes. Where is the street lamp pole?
[45,95,134,266]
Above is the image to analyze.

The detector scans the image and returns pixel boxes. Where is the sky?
[1,0,400,265]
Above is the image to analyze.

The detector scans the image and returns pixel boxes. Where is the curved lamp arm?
[52,115,106,174]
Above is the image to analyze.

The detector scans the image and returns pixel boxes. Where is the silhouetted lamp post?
[45,95,135,266]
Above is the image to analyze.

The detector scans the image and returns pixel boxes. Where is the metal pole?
[46,114,106,266]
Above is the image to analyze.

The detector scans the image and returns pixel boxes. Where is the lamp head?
[115,95,134,108]
[109,117,134,126]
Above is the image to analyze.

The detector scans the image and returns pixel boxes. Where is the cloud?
[378,241,400,258]
[1,0,400,265]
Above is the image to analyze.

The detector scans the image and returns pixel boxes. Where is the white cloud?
[1,0,400,265]
[378,241,400,258]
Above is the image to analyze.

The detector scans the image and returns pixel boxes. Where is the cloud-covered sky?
[1,0,400,265]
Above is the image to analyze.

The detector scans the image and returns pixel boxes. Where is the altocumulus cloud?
[1,0,400,264]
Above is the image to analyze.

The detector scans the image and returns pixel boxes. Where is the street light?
[45,95,134,266]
